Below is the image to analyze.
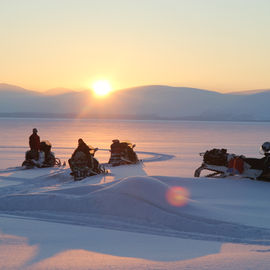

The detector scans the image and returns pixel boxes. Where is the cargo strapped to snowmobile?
[202,148,228,166]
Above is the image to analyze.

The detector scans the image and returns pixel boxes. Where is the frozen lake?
[1,118,270,270]
[1,118,270,176]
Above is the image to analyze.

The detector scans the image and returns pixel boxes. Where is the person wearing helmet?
[260,142,270,155]
[29,128,40,160]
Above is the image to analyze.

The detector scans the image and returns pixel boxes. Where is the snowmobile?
[108,140,139,167]
[22,140,62,169]
[194,142,270,181]
[68,145,107,181]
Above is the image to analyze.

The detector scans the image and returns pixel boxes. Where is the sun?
[92,80,112,97]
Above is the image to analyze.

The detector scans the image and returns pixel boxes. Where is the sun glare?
[92,80,112,97]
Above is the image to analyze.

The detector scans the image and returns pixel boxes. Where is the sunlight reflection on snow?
[0,233,38,269]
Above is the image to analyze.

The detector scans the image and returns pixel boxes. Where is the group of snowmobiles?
[21,127,270,182]
[68,139,139,181]
[22,138,140,181]
[194,142,270,181]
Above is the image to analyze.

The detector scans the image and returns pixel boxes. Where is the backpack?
[203,148,228,166]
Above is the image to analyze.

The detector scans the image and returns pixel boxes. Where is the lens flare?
[166,186,190,207]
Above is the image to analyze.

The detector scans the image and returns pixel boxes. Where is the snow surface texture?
[1,149,270,270]
[1,117,270,269]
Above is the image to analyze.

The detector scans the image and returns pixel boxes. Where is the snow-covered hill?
[1,83,270,121]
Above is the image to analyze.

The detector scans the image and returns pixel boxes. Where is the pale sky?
[1,0,270,92]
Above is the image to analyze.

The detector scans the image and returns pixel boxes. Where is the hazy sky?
[1,0,270,92]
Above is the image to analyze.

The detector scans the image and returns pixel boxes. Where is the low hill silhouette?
[1,83,270,121]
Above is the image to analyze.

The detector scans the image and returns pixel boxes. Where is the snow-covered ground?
[1,119,270,269]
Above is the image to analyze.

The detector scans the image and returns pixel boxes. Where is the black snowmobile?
[108,140,139,167]
[194,142,270,181]
[68,145,107,181]
[22,140,62,169]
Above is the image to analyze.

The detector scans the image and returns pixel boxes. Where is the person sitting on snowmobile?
[70,138,93,168]
[69,138,99,173]
[68,139,102,180]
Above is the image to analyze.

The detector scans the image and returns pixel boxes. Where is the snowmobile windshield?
[88,145,97,155]
[40,140,52,153]
[41,140,52,147]
[121,140,133,148]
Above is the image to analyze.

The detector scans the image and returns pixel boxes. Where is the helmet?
[33,128,38,133]
[260,142,270,154]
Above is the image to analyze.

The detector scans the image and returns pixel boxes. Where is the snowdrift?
[1,165,270,245]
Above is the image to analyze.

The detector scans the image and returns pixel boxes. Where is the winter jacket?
[110,142,122,153]
[29,133,40,151]
[73,142,91,158]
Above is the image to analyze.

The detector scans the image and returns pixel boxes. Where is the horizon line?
[1,82,270,95]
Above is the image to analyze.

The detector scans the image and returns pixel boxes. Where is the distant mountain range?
[1,83,270,121]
